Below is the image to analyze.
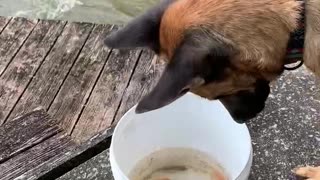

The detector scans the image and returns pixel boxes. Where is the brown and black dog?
[104,0,320,179]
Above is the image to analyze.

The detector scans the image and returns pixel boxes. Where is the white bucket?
[110,92,253,180]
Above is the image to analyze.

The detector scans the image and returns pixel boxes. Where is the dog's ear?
[135,32,231,113]
[135,47,201,114]
[104,0,174,53]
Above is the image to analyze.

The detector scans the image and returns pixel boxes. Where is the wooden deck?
[0,16,165,179]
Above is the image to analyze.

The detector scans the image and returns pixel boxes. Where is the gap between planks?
[112,49,165,126]
[46,24,96,111]
[0,17,13,35]
[110,49,144,125]
[0,20,68,125]
[0,108,61,164]
[67,26,116,135]
[1,18,162,144]
[2,21,95,124]
[48,24,117,136]
[0,17,39,77]
[70,45,143,142]
[7,21,94,121]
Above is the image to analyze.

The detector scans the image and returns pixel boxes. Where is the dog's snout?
[219,80,270,123]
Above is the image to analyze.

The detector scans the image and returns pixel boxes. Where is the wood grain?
[71,47,142,143]
[20,127,114,180]
[0,133,74,180]
[48,24,114,134]
[0,20,66,125]
[7,22,94,122]
[0,108,61,163]
[0,17,11,33]
[113,49,165,124]
[0,17,38,76]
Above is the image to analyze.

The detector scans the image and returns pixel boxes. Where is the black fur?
[103,2,269,123]
[183,30,232,84]
[135,30,232,113]
[219,79,270,123]
[104,0,174,53]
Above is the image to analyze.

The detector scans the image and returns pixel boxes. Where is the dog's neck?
[285,0,305,70]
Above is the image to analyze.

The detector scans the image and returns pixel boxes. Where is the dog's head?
[104,0,300,122]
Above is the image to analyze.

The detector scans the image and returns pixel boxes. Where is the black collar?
[284,0,305,71]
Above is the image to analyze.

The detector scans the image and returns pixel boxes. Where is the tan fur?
[191,68,258,99]
[158,0,320,100]
[159,0,320,173]
[294,166,320,180]
[304,0,320,76]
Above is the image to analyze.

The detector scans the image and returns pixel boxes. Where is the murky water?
[0,0,158,24]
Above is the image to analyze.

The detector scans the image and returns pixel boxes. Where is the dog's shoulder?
[159,0,302,79]
[304,0,320,76]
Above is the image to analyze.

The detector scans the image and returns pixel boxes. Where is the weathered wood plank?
[71,48,142,143]
[0,108,61,163]
[0,133,75,180]
[113,50,165,124]
[0,20,66,125]
[0,17,11,33]
[0,17,38,76]
[20,127,114,180]
[48,24,114,134]
[7,22,94,122]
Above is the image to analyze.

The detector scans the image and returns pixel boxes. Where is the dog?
[104,0,320,179]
